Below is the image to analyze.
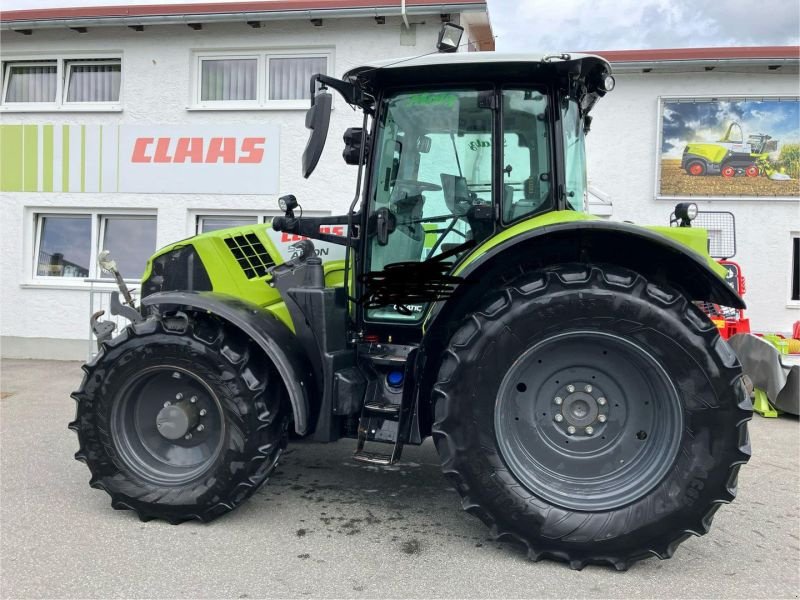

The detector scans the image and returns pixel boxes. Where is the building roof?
[591,46,800,73]
[0,0,489,26]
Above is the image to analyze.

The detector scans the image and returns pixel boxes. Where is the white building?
[0,0,493,359]
[0,3,797,359]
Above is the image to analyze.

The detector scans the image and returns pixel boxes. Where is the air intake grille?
[224,232,275,279]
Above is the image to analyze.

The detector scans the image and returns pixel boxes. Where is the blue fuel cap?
[387,371,404,388]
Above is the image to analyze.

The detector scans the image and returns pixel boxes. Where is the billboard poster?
[0,123,280,194]
[657,97,800,199]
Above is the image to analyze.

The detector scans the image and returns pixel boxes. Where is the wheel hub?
[156,400,199,440]
[554,384,607,435]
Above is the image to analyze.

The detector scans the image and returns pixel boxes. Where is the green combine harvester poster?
[658,97,800,199]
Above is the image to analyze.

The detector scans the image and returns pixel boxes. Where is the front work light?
[674,202,699,227]
[437,22,464,53]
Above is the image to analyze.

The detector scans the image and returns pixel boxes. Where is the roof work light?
[437,22,464,53]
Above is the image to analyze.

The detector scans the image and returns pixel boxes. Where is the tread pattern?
[432,264,752,569]
[70,311,289,523]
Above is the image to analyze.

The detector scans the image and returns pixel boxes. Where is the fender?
[425,218,744,343]
[141,291,315,435]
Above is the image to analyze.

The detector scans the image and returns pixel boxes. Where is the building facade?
[0,4,797,359]
[0,1,493,359]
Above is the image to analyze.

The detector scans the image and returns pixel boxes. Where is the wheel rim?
[722,166,735,178]
[495,331,683,511]
[111,366,225,486]
[746,166,758,177]
[688,163,703,175]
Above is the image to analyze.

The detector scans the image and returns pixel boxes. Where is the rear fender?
[141,291,316,435]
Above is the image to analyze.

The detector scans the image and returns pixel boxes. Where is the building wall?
[0,16,446,359]
[587,70,800,334]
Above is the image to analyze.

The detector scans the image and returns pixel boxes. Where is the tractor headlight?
[674,202,699,227]
[601,74,616,92]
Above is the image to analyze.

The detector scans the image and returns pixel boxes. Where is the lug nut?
[190,396,197,404]
[585,426,594,435]
[554,397,563,405]
[199,409,207,416]
[197,424,205,432]
[598,397,607,406]
[567,385,575,393]
[567,426,576,435]
[554,414,564,422]
[163,401,171,408]
[585,385,593,392]
[184,433,192,440]
[175,393,183,400]
[598,414,607,423]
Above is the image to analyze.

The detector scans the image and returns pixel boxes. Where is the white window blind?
[201,58,257,102]
[4,62,57,103]
[269,57,326,100]
[65,60,121,102]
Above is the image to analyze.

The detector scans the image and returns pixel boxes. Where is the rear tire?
[70,311,289,523]
[686,160,706,176]
[432,264,751,569]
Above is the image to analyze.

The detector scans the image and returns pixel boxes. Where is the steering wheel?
[392,179,442,192]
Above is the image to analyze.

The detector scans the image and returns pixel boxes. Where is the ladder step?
[364,401,400,415]
[368,354,408,367]
[353,450,394,466]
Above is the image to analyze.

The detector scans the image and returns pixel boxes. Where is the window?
[193,50,329,109]
[64,59,121,103]
[3,61,57,103]
[32,212,155,282]
[561,99,587,211]
[197,215,259,233]
[200,58,257,102]
[2,56,122,110]
[99,216,158,279]
[791,234,800,303]
[35,215,91,278]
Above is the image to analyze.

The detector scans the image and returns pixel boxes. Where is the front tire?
[432,265,751,569]
[70,312,289,523]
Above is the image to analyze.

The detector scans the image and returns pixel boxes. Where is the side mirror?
[301,90,332,178]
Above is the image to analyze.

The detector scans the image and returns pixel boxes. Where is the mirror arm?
[312,74,369,109]
[273,213,361,247]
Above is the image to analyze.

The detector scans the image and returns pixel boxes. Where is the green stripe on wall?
[80,125,86,192]
[42,125,54,192]
[98,125,103,192]
[62,125,69,191]
[23,125,38,192]
[0,125,24,192]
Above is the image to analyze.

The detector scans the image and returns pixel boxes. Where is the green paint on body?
[62,125,70,191]
[23,125,38,191]
[0,125,23,192]
[42,125,54,192]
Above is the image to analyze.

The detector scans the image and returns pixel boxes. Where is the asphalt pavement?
[1,358,798,599]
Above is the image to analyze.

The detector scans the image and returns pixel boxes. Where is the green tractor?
[72,52,751,570]
[681,121,778,178]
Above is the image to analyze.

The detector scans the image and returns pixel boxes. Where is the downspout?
[400,0,409,29]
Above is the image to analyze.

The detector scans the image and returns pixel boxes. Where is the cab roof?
[343,52,611,88]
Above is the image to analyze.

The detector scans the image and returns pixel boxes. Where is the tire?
[721,165,736,178]
[70,311,289,523]
[432,264,751,570]
[686,160,706,176]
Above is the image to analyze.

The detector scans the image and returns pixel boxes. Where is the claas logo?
[131,137,266,163]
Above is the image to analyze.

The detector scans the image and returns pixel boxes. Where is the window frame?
[28,208,156,287]
[190,48,332,111]
[195,213,260,234]
[62,58,123,105]
[0,54,123,113]
[2,60,58,106]
[790,231,800,308]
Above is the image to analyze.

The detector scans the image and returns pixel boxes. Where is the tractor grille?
[224,232,275,279]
